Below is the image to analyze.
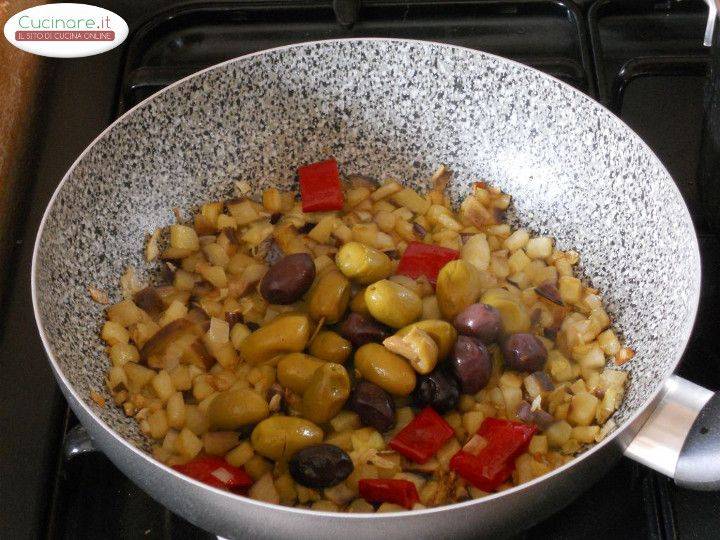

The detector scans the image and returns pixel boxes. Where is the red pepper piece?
[396,242,459,284]
[298,158,344,212]
[389,407,455,464]
[173,455,253,493]
[449,418,536,492]
[358,479,420,509]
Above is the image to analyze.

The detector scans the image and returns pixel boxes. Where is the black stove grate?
[42,1,720,538]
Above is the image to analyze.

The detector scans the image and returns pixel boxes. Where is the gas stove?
[2,1,720,538]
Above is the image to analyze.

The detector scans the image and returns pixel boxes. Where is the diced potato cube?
[244,455,273,480]
[170,225,199,251]
[504,229,530,251]
[175,427,202,458]
[196,262,227,289]
[148,409,169,439]
[275,473,298,505]
[102,320,130,346]
[347,498,374,513]
[393,472,426,492]
[561,439,581,454]
[347,187,372,207]
[241,222,274,247]
[508,249,531,274]
[568,392,599,426]
[106,299,143,327]
[571,342,606,369]
[377,503,404,513]
[249,473,280,504]
[216,214,236,230]
[158,300,188,328]
[499,371,524,388]
[559,276,582,304]
[124,362,155,390]
[331,411,361,432]
[351,427,384,451]
[436,438,462,468]
[547,350,574,382]
[514,453,534,484]
[392,189,431,215]
[597,329,621,356]
[526,237,553,259]
[151,370,174,401]
[202,431,240,455]
[375,211,396,233]
[227,200,262,226]
[321,431,350,453]
[528,435,548,454]
[572,425,600,443]
[545,420,572,448]
[296,485,322,504]
[230,323,251,351]
[109,343,140,367]
[371,181,402,201]
[166,392,186,429]
[308,215,337,244]
[597,386,624,424]
[462,411,485,435]
[225,441,254,467]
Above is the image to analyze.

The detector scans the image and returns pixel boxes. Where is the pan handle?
[624,375,720,490]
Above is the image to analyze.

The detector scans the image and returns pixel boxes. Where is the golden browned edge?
[0,1,48,300]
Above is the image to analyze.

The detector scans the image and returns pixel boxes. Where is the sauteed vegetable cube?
[98,161,631,512]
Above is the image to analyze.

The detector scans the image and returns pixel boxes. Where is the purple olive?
[412,371,460,414]
[259,253,316,304]
[447,335,492,394]
[349,380,395,432]
[289,444,354,488]
[453,303,502,343]
[502,333,548,372]
[340,312,390,348]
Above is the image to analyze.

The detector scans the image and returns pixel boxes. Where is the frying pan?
[31,39,720,538]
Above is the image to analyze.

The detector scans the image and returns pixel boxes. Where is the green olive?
[251,415,324,461]
[309,331,352,364]
[396,319,458,360]
[238,313,312,364]
[364,280,422,329]
[480,288,531,333]
[436,260,483,320]
[336,242,394,284]
[354,343,416,396]
[276,353,325,394]
[350,287,370,315]
[302,363,351,424]
[308,271,351,324]
[207,388,269,430]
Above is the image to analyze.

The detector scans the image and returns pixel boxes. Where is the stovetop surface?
[2,1,720,538]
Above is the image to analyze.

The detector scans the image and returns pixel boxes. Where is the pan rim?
[31,36,702,520]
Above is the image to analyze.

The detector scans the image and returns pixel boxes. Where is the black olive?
[453,303,502,344]
[289,444,353,488]
[412,371,460,414]
[502,333,548,372]
[259,253,316,304]
[340,312,390,348]
[349,380,396,432]
[447,335,492,394]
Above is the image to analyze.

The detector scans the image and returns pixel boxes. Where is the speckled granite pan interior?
[34,39,700,448]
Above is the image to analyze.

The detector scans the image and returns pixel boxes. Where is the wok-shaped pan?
[32,39,718,538]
